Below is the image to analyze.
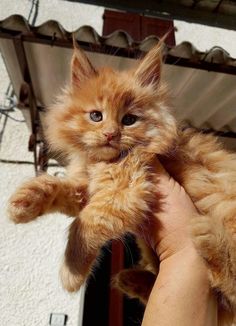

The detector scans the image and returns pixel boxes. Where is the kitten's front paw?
[60,263,85,292]
[8,175,59,223]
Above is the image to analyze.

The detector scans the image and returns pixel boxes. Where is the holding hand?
[142,160,218,326]
[146,159,198,261]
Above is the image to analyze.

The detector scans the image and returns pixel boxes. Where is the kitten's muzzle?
[103,131,120,142]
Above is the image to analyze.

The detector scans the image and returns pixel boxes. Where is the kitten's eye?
[90,111,103,122]
[122,114,138,126]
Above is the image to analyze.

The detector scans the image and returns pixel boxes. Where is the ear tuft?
[71,37,97,88]
[134,40,165,88]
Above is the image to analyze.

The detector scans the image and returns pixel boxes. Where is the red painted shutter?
[103,9,175,46]
[103,10,141,40]
[141,16,175,45]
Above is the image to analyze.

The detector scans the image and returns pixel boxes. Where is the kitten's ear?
[134,41,164,88]
[71,38,97,88]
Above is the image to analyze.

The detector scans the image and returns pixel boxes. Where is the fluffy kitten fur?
[8,42,236,325]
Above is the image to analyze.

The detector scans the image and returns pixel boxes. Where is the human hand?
[144,159,199,262]
[141,160,217,326]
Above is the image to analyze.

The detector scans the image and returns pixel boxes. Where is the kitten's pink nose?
[104,132,115,141]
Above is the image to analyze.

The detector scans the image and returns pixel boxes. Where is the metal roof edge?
[0,14,236,72]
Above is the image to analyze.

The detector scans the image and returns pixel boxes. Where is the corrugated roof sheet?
[1,14,236,66]
[0,15,236,148]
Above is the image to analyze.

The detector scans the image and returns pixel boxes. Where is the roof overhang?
[65,0,236,31]
[1,15,236,155]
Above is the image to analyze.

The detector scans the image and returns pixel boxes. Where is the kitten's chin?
[88,146,120,161]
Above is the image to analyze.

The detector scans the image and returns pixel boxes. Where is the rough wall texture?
[175,21,236,57]
[0,0,104,33]
[0,86,83,326]
[0,1,103,326]
[0,1,236,326]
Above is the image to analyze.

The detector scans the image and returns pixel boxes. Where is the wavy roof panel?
[0,15,236,149]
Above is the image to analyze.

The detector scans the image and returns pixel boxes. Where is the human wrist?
[159,245,210,287]
[142,246,216,326]
[155,233,195,262]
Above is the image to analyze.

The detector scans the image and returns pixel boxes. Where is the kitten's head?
[45,42,177,162]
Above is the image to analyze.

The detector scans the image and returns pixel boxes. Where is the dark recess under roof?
[65,0,236,31]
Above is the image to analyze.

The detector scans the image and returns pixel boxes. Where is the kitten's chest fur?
[67,128,236,220]
[67,155,123,197]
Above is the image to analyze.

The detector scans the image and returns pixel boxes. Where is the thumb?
[153,157,171,184]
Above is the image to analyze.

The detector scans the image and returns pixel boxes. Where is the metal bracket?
[14,37,49,174]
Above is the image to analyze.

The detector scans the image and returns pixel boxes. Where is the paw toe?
[8,193,41,223]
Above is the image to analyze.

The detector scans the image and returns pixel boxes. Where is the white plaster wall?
[0,67,81,326]
[0,1,104,326]
[0,0,104,34]
[0,2,236,326]
[175,21,236,58]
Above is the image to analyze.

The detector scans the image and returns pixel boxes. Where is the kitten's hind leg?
[60,217,93,292]
[60,154,157,292]
[191,214,236,307]
[113,268,156,304]
[60,202,150,292]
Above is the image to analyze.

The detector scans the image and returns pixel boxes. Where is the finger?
[152,157,178,199]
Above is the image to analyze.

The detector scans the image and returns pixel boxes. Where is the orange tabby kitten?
[8,42,236,325]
